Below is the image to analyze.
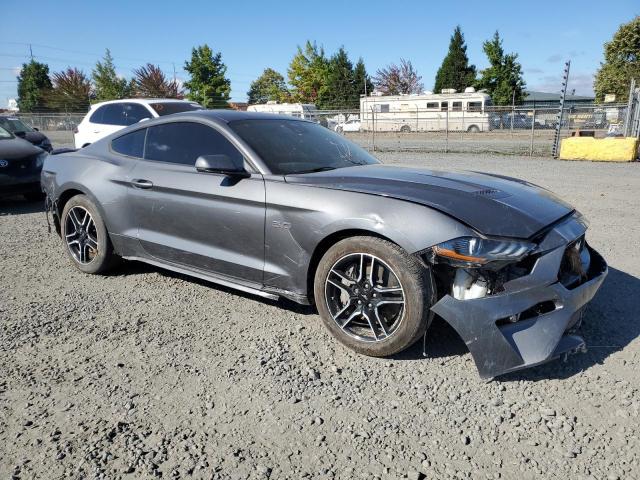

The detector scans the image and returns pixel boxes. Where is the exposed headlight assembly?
[432,236,535,267]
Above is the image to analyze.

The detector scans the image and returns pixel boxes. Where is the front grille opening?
[496,300,557,326]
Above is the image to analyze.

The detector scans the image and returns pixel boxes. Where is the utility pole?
[29,44,33,60]
[552,60,571,158]
[172,63,177,83]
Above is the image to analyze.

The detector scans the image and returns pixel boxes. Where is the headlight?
[432,236,535,267]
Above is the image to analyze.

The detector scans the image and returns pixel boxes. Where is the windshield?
[0,117,33,133]
[0,126,13,139]
[149,102,203,116]
[228,119,379,174]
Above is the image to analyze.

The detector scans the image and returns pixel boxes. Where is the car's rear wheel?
[467,125,480,133]
[400,125,411,133]
[61,194,118,274]
[314,236,434,357]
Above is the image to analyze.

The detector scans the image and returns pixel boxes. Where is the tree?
[319,47,358,109]
[373,59,424,95]
[353,58,374,99]
[16,60,52,112]
[476,31,525,105]
[594,16,640,102]
[247,68,289,104]
[184,44,231,108]
[46,68,91,112]
[92,49,129,102]
[132,64,182,98]
[434,26,476,94]
[288,41,329,103]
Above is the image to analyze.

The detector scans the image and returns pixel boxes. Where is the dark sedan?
[40,110,607,378]
[0,115,53,152]
[0,126,48,201]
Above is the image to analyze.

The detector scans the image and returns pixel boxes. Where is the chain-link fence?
[326,103,631,156]
[12,104,635,156]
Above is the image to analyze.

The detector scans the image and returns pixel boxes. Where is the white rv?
[247,102,318,120]
[360,89,492,133]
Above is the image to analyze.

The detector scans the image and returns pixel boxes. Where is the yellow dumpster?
[559,137,639,162]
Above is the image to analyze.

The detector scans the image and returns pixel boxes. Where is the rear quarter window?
[111,129,146,158]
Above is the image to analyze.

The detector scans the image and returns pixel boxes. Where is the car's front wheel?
[61,194,118,274]
[314,236,434,357]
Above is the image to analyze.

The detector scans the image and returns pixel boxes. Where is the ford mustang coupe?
[41,111,607,378]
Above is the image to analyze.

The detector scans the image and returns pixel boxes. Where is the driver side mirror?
[195,154,250,178]
[33,127,39,131]
[14,130,26,138]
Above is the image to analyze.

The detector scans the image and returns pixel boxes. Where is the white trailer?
[360,90,492,133]
[247,102,318,120]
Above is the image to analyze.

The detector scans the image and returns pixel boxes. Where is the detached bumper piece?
[431,243,607,379]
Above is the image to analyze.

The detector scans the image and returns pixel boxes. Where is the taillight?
[73,127,78,134]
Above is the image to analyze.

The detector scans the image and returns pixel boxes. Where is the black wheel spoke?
[324,252,405,343]
[65,206,98,265]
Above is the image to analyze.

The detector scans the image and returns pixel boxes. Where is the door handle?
[131,179,153,189]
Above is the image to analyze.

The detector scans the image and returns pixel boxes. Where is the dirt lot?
[1,152,639,480]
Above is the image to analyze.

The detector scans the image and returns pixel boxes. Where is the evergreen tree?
[319,47,357,109]
[288,41,329,104]
[92,49,129,102]
[16,60,52,112]
[594,16,640,102]
[184,44,231,108]
[433,26,476,94]
[47,68,92,112]
[247,68,289,104]
[353,58,374,99]
[476,31,525,105]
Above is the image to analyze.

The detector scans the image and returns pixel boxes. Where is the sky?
[1,0,638,107]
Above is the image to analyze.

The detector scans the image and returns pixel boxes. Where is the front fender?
[264,180,474,297]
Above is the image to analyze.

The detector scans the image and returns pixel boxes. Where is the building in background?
[523,91,595,108]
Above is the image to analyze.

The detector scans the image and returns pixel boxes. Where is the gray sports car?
[41,110,607,378]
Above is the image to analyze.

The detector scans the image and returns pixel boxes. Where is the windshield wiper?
[294,166,337,174]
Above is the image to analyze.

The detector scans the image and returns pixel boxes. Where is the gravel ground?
[1,152,639,480]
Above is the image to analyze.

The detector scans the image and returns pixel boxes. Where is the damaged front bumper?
[430,218,608,379]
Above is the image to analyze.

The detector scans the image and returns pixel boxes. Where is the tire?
[400,125,411,133]
[60,194,118,274]
[314,236,434,357]
[466,125,480,133]
[23,191,45,202]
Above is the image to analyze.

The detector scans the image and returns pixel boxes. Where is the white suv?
[74,99,203,148]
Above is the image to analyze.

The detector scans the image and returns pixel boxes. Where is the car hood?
[21,131,49,145]
[285,164,574,238]
[0,136,44,159]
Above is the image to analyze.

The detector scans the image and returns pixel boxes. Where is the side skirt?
[122,255,280,301]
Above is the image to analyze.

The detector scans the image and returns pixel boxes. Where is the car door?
[128,120,266,284]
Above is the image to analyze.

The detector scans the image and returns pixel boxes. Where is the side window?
[426,102,439,109]
[440,102,449,112]
[111,129,146,158]
[144,122,244,166]
[101,104,125,125]
[122,103,151,125]
[89,106,107,124]
[452,101,462,112]
[468,101,482,112]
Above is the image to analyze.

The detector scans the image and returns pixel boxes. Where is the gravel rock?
[0,152,639,479]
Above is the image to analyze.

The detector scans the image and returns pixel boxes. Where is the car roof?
[90,98,200,108]
[172,109,313,123]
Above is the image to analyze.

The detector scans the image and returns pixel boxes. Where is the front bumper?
[431,230,607,379]
[0,174,42,196]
